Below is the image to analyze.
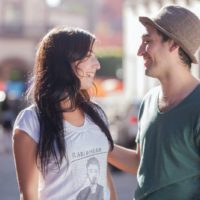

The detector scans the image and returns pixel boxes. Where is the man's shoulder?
[147,85,160,96]
[142,86,160,103]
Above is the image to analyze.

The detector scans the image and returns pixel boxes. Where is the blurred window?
[2,0,23,34]
[47,0,88,14]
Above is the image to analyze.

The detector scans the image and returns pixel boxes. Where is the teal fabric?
[135,85,200,200]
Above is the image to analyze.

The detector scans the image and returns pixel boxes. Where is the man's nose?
[137,44,146,56]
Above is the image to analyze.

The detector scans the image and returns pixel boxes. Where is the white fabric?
[13,105,110,200]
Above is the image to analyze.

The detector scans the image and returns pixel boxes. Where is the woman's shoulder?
[90,101,106,115]
[13,104,40,143]
[18,104,38,117]
[89,101,109,126]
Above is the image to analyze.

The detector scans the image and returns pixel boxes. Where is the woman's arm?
[108,144,140,174]
[107,166,117,200]
[13,129,39,200]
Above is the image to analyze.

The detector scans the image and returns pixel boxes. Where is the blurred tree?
[96,49,123,80]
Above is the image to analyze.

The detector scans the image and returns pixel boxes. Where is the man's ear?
[169,40,179,52]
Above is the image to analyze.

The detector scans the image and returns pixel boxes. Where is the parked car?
[109,101,140,149]
[108,101,140,172]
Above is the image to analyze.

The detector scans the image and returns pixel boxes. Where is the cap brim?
[139,16,197,64]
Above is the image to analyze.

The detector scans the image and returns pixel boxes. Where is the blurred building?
[0,0,90,102]
[0,0,123,104]
[95,0,123,48]
[123,0,200,103]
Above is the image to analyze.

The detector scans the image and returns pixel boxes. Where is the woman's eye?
[88,53,94,58]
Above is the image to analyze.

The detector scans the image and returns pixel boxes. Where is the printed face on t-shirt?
[87,164,100,185]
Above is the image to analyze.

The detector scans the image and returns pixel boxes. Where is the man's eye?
[144,40,151,44]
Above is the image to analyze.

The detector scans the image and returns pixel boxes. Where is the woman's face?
[73,51,100,90]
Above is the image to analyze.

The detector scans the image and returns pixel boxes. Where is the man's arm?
[108,144,140,174]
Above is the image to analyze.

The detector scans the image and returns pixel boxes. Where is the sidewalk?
[0,152,18,200]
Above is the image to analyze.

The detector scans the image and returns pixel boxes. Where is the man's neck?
[160,73,198,97]
[158,72,199,112]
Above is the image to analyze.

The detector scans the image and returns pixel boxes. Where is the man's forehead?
[141,24,158,38]
[142,33,151,39]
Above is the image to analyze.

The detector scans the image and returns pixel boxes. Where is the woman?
[13,27,116,200]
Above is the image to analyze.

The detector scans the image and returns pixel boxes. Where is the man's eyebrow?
[142,34,150,39]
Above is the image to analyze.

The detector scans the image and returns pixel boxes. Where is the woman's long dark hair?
[27,27,113,174]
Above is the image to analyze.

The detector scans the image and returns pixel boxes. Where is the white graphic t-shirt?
[13,105,110,200]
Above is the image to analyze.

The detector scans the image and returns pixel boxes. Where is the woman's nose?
[93,56,101,70]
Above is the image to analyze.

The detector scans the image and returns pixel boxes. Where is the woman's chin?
[80,84,93,90]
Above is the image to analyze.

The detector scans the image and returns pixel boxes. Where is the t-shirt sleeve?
[135,125,140,144]
[13,106,40,143]
[135,98,145,144]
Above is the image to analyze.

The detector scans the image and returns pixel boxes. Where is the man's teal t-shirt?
[135,85,200,200]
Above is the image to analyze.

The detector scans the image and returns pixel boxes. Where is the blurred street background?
[0,0,200,199]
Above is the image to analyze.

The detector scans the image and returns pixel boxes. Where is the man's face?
[137,24,171,78]
[87,164,99,185]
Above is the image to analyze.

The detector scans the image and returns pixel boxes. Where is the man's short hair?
[86,157,100,169]
[156,29,192,68]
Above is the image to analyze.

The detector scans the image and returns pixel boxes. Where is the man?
[109,5,200,200]
[77,157,104,200]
